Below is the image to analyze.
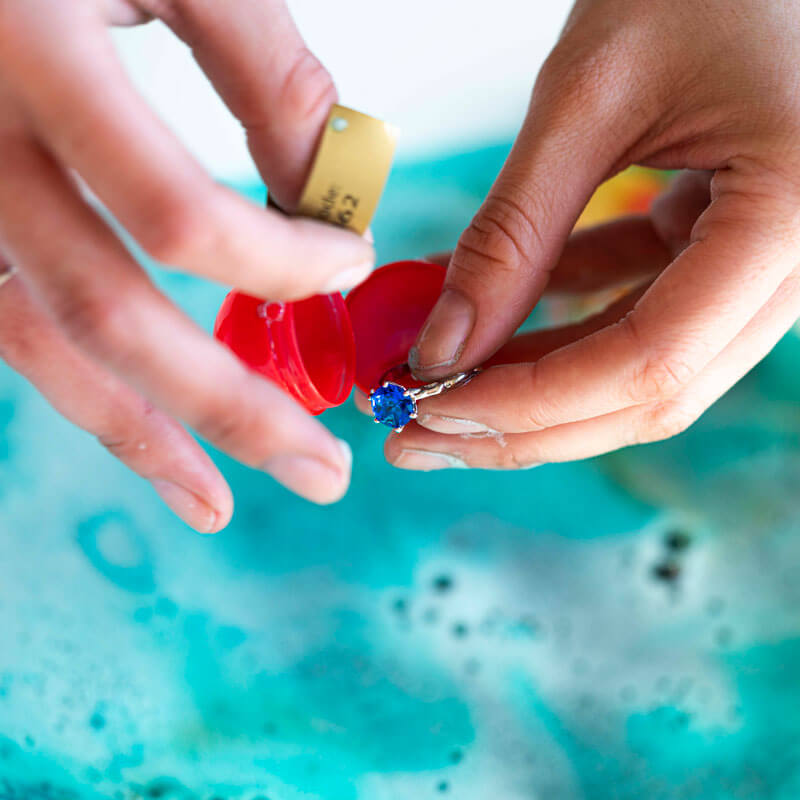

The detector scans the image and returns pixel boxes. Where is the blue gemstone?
[370,383,416,429]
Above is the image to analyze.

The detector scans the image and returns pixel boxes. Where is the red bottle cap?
[214,260,445,415]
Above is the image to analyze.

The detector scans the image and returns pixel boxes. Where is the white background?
[112,1,572,180]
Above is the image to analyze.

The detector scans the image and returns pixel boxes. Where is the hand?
[0,0,375,529]
[390,0,800,472]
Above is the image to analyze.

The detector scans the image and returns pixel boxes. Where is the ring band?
[369,369,481,431]
[407,370,480,402]
[0,265,16,289]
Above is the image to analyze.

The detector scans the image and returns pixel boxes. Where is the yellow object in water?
[576,166,671,229]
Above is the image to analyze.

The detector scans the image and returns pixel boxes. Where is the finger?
[485,284,647,365]
[141,0,337,210]
[419,171,711,297]
[543,216,670,294]
[354,286,645,424]
[0,261,232,532]
[409,38,654,379]
[358,280,643,424]
[650,170,713,258]
[412,286,644,434]
[0,131,352,504]
[427,214,671,297]
[105,1,152,25]
[0,4,374,298]
[412,168,800,434]
[387,267,800,470]
[354,389,372,416]
[409,171,711,415]
[421,253,452,268]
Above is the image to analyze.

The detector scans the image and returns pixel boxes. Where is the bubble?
[433,575,454,594]
[664,529,692,551]
[144,778,183,798]
[89,712,106,731]
[652,561,681,583]
[452,622,469,639]
[76,512,155,594]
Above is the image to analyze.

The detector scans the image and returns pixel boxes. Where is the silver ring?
[0,265,16,289]
[369,369,481,432]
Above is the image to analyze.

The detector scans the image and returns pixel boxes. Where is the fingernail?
[417,414,494,435]
[151,479,219,534]
[409,288,475,375]
[262,448,350,504]
[393,448,469,471]
[322,262,373,294]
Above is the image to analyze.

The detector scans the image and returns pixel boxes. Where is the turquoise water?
[2,143,800,799]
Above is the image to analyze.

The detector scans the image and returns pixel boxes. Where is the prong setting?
[368,369,480,431]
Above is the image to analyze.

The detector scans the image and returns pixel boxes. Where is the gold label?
[296,104,397,235]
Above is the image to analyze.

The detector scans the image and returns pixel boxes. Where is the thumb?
[409,43,647,379]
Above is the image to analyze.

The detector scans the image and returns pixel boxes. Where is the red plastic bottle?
[214,260,446,414]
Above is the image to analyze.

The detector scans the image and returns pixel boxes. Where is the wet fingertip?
[313,477,350,505]
[353,390,372,416]
[383,430,401,455]
[336,438,353,475]
[261,447,350,505]
[209,491,234,533]
[151,479,225,535]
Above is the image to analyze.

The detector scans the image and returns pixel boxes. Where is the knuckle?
[97,400,158,461]
[140,189,221,266]
[620,315,695,404]
[51,287,132,356]
[278,47,337,127]
[193,391,265,463]
[631,351,695,404]
[638,402,699,444]
[455,194,542,280]
[537,34,643,128]
[521,362,560,431]
[98,434,143,462]
[496,446,532,471]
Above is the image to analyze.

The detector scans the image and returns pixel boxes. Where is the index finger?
[148,0,338,210]
[0,2,374,299]
[0,131,353,505]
